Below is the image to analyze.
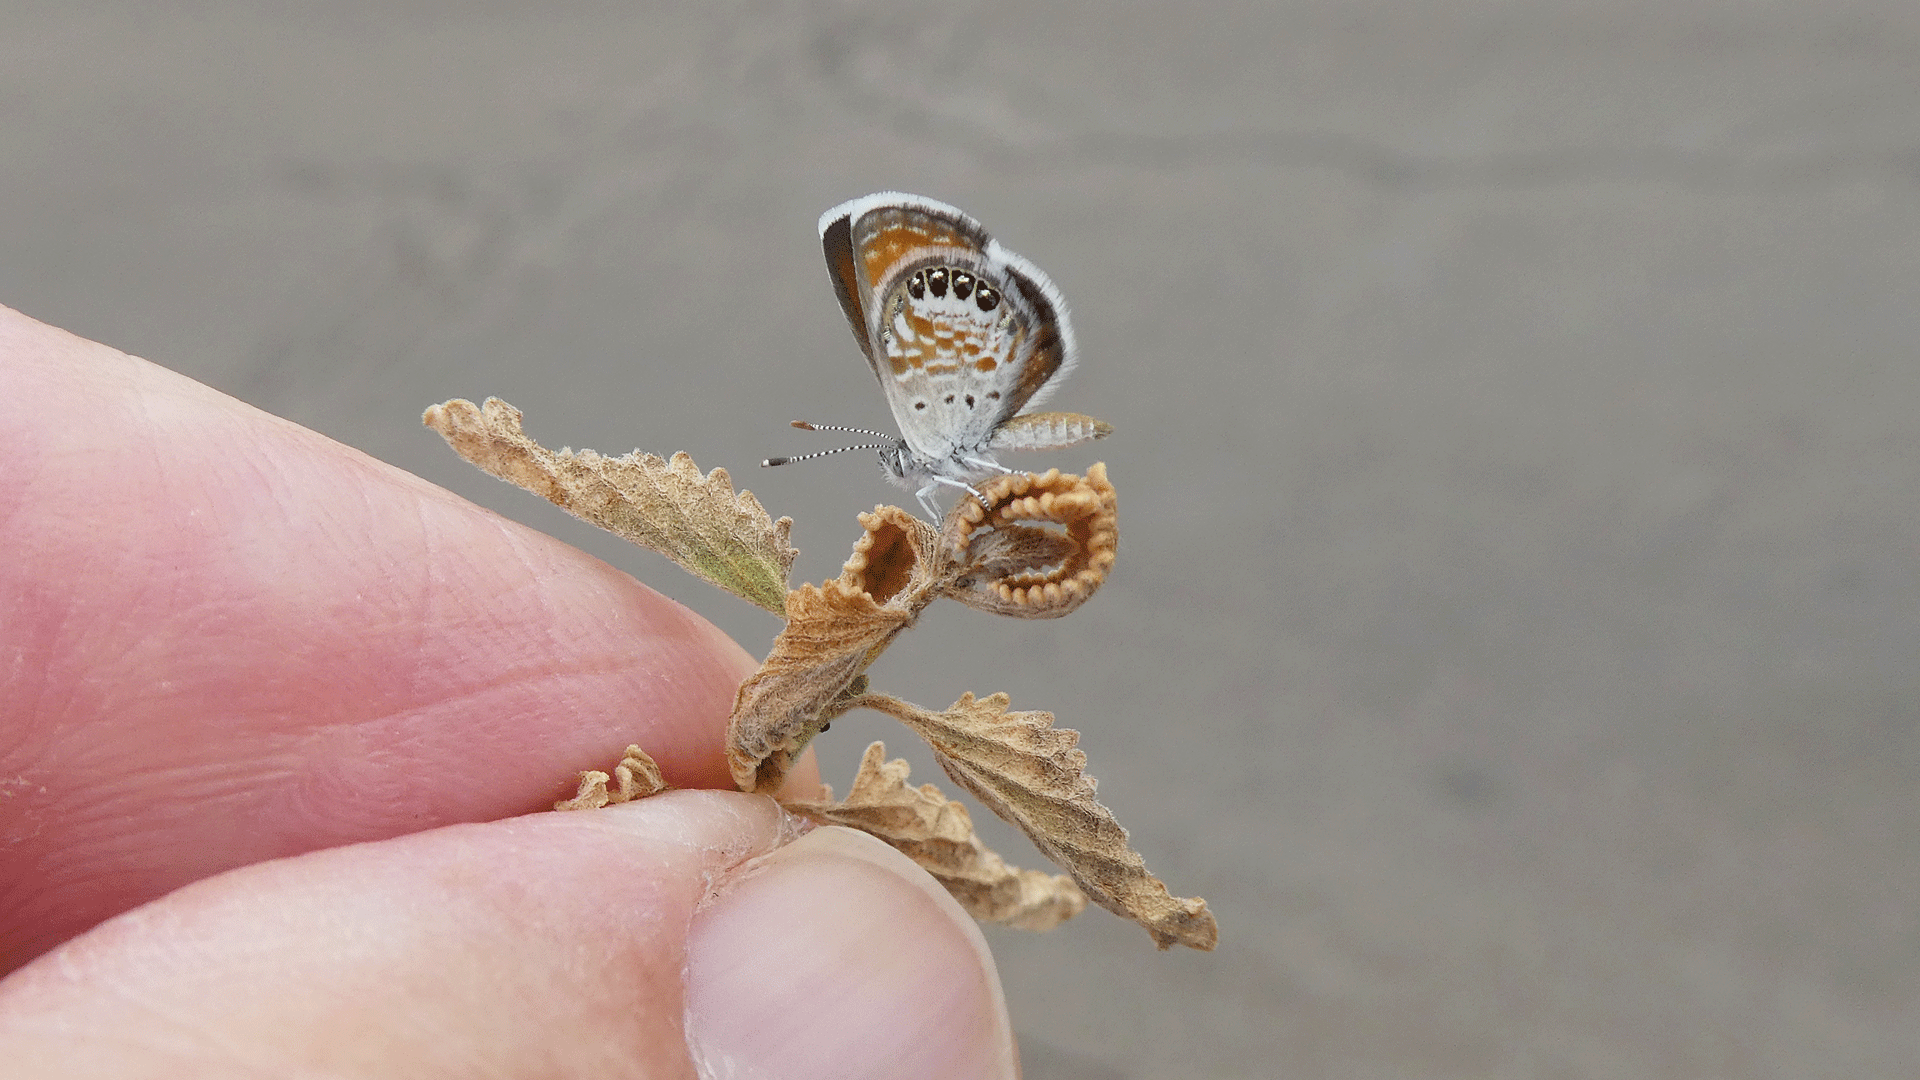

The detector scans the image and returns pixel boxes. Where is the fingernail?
[684,825,1018,1080]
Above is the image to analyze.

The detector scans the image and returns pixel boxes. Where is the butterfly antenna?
[764,419,899,467]
[787,420,896,440]
[763,443,891,467]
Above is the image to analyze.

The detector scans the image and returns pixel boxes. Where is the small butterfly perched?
[765,192,1111,520]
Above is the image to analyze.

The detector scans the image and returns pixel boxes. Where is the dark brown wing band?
[820,212,874,363]
[992,263,1069,425]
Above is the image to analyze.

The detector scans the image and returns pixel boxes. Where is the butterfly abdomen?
[991,411,1113,453]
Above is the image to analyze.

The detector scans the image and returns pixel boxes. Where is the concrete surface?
[4,2,1917,1075]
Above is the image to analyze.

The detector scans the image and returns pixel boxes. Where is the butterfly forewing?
[819,210,873,364]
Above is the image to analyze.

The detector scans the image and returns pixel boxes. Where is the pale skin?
[0,306,1017,1079]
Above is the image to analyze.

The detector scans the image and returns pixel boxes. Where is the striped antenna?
[763,420,896,468]
[786,420,894,439]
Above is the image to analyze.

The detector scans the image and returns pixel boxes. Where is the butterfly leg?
[913,488,944,522]
[914,484,944,521]
[917,476,988,521]
[961,456,1015,475]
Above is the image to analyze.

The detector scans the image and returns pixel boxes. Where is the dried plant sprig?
[425,400,1208,948]
[554,745,668,811]
[853,691,1217,951]
[423,397,797,613]
[728,472,1120,792]
[784,742,1088,931]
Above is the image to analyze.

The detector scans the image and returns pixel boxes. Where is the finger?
[0,793,1016,1080]
[0,306,816,968]
[685,824,1019,1080]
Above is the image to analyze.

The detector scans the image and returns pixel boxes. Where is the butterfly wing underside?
[819,193,1082,463]
[818,210,874,365]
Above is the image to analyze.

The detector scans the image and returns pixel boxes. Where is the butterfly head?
[877,441,915,484]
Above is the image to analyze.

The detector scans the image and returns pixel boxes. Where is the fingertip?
[684,826,1018,1080]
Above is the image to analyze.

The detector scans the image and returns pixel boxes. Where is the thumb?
[0,791,1018,1080]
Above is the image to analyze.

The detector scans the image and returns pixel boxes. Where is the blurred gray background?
[5,2,1917,1076]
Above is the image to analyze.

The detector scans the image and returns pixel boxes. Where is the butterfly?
[766,192,1111,520]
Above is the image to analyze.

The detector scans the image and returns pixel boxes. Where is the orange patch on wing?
[906,312,941,346]
[974,357,998,372]
[857,214,974,292]
[887,311,939,374]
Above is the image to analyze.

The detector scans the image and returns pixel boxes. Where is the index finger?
[0,305,805,971]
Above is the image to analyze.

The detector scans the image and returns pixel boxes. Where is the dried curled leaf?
[728,578,912,792]
[784,742,1087,931]
[726,505,944,793]
[942,465,1117,619]
[840,504,945,609]
[423,397,797,613]
[855,691,1217,951]
[554,745,668,810]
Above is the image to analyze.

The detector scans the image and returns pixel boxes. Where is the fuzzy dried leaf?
[784,742,1087,931]
[554,745,668,810]
[727,579,914,792]
[727,505,949,794]
[942,464,1117,619]
[840,505,946,609]
[424,397,797,613]
[959,526,1081,582]
[856,691,1217,951]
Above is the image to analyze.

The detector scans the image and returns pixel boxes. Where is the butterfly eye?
[974,283,999,311]
[951,271,974,300]
[907,271,925,299]
[927,267,948,298]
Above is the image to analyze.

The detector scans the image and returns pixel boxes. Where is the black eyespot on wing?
[927,267,948,298]
[974,283,999,311]
[951,271,974,300]
[915,401,927,410]
[908,270,925,300]
[965,394,975,407]
[987,390,1001,400]
[944,394,955,403]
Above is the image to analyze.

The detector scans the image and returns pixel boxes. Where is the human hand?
[0,305,1017,1078]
